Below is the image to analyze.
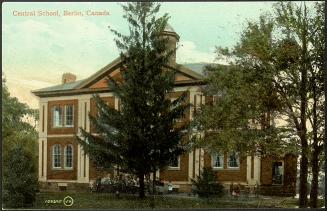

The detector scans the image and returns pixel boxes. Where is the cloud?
[3,16,120,108]
[9,77,56,88]
[4,76,57,109]
[3,16,118,79]
[176,40,227,64]
[176,40,215,63]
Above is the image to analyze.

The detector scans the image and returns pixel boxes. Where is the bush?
[2,145,38,208]
[93,175,139,194]
[192,167,225,198]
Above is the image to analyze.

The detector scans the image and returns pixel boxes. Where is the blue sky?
[2,1,313,108]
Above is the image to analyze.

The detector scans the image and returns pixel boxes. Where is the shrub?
[2,145,38,208]
[192,167,224,198]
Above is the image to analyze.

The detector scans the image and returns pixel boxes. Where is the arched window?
[64,145,73,169]
[52,144,61,168]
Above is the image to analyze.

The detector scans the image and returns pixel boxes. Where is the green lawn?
[27,192,325,209]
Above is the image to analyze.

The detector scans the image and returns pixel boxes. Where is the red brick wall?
[159,91,190,182]
[204,151,247,182]
[47,137,78,180]
[159,153,189,181]
[260,156,273,185]
[90,96,115,133]
[89,161,112,180]
[260,154,297,188]
[47,100,78,135]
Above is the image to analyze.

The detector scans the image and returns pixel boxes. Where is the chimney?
[62,73,76,84]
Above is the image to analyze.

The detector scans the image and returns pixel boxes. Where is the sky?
[2,2,314,108]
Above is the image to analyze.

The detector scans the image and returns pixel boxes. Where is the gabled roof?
[75,57,121,89]
[32,59,206,97]
[32,79,86,93]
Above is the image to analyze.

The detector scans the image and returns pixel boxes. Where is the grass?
[30,192,325,209]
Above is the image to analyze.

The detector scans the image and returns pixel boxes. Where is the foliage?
[2,77,38,159]
[2,145,39,208]
[77,2,189,198]
[193,63,293,156]
[2,77,39,208]
[92,175,139,194]
[193,1,324,207]
[192,167,225,198]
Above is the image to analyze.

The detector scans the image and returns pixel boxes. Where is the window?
[65,105,74,127]
[227,152,240,168]
[272,162,283,185]
[53,106,63,127]
[212,152,224,169]
[64,145,73,169]
[52,144,61,168]
[168,156,180,169]
[52,104,74,128]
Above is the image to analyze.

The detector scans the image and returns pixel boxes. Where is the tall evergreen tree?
[77,2,188,198]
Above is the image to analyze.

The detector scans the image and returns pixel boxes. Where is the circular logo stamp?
[63,196,74,207]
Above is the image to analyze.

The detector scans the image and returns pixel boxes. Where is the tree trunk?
[152,170,156,195]
[138,174,145,199]
[299,146,308,207]
[310,149,319,208]
[299,10,308,207]
[309,80,319,208]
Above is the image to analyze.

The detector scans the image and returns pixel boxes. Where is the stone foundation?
[39,180,295,197]
[39,181,90,192]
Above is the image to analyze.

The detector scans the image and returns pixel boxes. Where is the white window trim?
[52,144,61,169]
[64,105,74,128]
[64,144,73,170]
[168,156,181,170]
[53,106,63,128]
[211,152,224,170]
[227,152,240,169]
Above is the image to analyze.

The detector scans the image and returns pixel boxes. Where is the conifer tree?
[77,2,188,198]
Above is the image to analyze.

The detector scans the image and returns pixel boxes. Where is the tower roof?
[163,23,179,41]
[164,23,176,33]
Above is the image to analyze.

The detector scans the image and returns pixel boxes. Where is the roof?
[32,79,86,93]
[164,23,176,33]
[161,23,180,41]
[32,60,206,97]
[32,24,206,97]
